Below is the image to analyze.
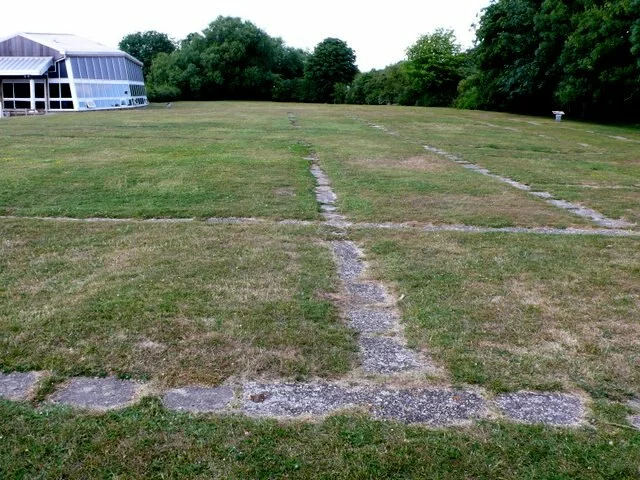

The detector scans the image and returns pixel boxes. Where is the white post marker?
[552,110,565,122]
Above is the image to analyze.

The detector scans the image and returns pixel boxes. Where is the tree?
[460,0,640,120]
[304,38,358,103]
[197,16,281,100]
[119,31,175,78]
[555,0,640,119]
[406,29,465,106]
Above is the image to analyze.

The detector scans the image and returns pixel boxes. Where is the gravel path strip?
[495,392,585,426]
[2,215,637,237]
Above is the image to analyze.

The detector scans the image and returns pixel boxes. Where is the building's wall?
[70,56,147,110]
[0,36,61,58]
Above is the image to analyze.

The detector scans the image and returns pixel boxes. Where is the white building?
[0,32,148,115]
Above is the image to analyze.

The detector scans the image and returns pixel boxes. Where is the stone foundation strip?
[0,371,40,401]
[0,373,592,427]
[422,145,634,229]
[331,240,432,375]
[1,215,637,237]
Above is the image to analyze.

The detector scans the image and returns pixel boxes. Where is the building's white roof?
[0,33,143,65]
[19,32,121,55]
[0,56,53,75]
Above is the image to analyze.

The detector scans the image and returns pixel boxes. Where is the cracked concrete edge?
[492,391,588,427]
[0,371,595,427]
[47,376,147,412]
[0,370,46,401]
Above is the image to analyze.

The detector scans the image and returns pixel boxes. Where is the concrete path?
[0,372,589,427]
[2,215,637,237]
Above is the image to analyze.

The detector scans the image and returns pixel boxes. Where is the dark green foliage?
[464,0,640,120]
[118,31,176,78]
[303,38,359,103]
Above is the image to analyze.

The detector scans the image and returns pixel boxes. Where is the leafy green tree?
[467,0,542,112]
[346,62,416,105]
[118,31,175,78]
[555,0,640,119]
[405,29,465,106]
[197,16,281,100]
[304,38,358,103]
[460,0,640,120]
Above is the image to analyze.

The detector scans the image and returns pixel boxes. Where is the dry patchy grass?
[0,219,357,386]
[355,229,640,399]
[288,104,592,228]
[343,105,639,228]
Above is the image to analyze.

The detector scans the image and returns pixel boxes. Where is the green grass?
[344,106,640,227]
[0,102,319,220]
[287,105,589,228]
[353,229,640,400]
[0,219,357,386]
[2,102,640,476]
[1,398,639,479]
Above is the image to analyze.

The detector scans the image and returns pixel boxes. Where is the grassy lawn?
[288,105,590,228]
[0,219,356,386]
[2,102,639,477]
[345,106,640,226]
[0,102,319,220]
[354,229,640,400]
[1,398,639,479]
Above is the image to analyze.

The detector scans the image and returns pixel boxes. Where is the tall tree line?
[120,3,640,121]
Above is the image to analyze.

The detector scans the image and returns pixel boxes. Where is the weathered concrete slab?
[495,392,584,425]
[367,388,487,425]
[0,371,39,401]
[347,308,397,333]
[243,382,357,417]
[310,165,331,186]
[345,281,388,304]
[163,385,234,413]
[359,336,423,374]
[49,377,140,411]
[315,186,337,204]
[332,241,364,281]
[242,382,486,425]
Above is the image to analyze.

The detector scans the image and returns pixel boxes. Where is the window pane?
[15,100,30,108]
[106,57,115,80]
[59,60,68,78]
[3,100,14,109]
[60,83,71,98]
[14,83,30,98]
[79,58,88,79]
[86,58,95,78]
[2,83,13,98]
[49,84,60,98]
[35,101,45,109]
[61,100,74,109]
[35,83,45,98]
[98,58,107,79]
[49,100,60,109]
[71,58,80,78]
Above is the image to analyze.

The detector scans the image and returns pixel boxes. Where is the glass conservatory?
[0,33,147,115]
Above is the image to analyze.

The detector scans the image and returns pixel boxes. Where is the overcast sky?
[4,0,491,71]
